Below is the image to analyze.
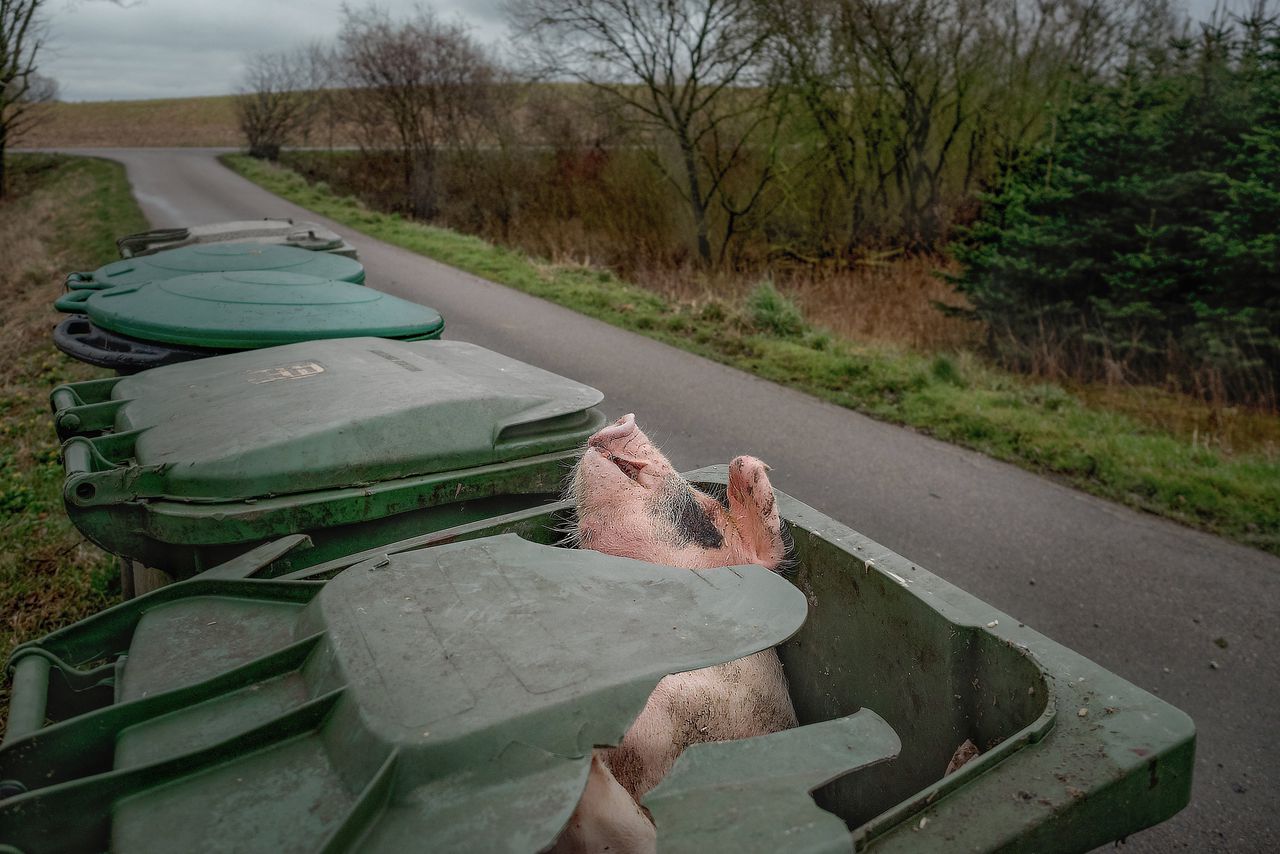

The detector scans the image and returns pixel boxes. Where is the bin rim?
[69,240,366,288]
[116,219,355,259]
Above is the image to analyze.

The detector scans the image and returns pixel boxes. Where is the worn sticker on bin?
[246,362,326,384]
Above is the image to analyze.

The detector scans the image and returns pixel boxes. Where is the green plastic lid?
[58,271,444,349]
[68,241,366,288]
[0,535,830,854]
[68,337,605,502]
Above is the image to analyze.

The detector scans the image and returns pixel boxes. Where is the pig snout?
[589,413,638,450]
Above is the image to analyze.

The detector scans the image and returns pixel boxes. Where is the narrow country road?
[67,148,1280,851]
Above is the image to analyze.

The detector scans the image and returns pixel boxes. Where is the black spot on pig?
[660,484,725,550]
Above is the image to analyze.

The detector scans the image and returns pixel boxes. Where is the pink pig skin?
[554,415,797,854]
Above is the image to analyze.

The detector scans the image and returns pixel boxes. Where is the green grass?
[223,153,1280,555]
[0,154,150,736]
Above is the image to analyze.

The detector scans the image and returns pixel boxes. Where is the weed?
[746,280,807,338]
[698,300,727,322]
[930,355,966,388]
[805,331,832,352]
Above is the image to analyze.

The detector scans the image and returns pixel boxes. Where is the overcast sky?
[44,0,510,102]
[44,0,1225,102]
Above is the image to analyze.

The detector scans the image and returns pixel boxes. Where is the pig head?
[567,413,786,572]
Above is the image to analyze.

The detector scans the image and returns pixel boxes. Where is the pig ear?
[727,456,785,570]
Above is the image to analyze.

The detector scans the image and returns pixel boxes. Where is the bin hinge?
[62,432,168,507]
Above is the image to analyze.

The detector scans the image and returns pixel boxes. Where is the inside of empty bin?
[779,522,1050,841]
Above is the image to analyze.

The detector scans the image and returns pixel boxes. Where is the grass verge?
[0,154,149,737]
[222,154,1279,555]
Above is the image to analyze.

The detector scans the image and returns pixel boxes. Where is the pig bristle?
[773,522,798,575]
[558,443,591,550]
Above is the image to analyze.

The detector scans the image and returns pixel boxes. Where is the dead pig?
[555,413,798,853]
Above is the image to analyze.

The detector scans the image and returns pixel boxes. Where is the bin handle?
[50,377,122,415]
[2,648,122,746]
[64,271,93,290]
[50,386,83,414]
[54,289,94,313]
[117,227,188,257]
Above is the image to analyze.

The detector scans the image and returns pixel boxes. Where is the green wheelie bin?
[116,219,358,260]
[0,468,1194,852]
[48,336,606,589]
[51,270,444,373]
[53,241,376,373]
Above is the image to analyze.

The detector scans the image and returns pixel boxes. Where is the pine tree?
[951,15,1280,404]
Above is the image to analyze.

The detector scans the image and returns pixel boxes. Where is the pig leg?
[552,751,656,854]
[727,456,786,569]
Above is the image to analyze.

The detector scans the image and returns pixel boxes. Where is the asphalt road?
[69,148,1279,852]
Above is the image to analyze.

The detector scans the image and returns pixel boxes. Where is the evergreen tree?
[952,15,1280,404]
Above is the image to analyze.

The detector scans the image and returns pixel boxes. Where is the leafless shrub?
[337,4,498,219]
[759,0,1181,254]
[235,43,332,161]
[1,0,54,198]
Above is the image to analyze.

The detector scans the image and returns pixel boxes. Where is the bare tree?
[1,0,51,198]
[2,0,135,198]
[977,0,1179,184]
[508,0,783,267]
[762,0,1005,251]
[236,43,332,161]
[338,4,496,220]
[762,0,1178,253]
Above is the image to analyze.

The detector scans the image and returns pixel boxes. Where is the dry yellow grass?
[18,94,373,149]
[19,95,243,148]
[783,257,980,352]
[638,255,981,354]
[1073,384,1280,458]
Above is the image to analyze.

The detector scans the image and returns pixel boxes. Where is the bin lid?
[0,535,848,854]
[63,271,443,349]
[70,241,366,287]
[75,338,605,502]
[117,219,353,258]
